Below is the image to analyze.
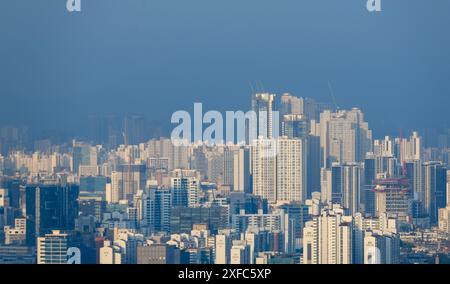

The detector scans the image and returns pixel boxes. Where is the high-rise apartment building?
[37,230,70,264]
[422,162,447,223]
[252,138,277,203]
[141,187,171,232]
[282,114,309,139]
[320,168,332,203]
[99,240,124,264]
[405,160,423,200]
[252,137,306,204]
[72,141,98,175]
[252,93,277,139]
[438,205,450,234]
[400,132,421,163]
[147,138,189,171]
[280,93,330,122]
[171,173,199,208]
[123,115,146,145]
[276,137,307,203]
[353,212,399,264]
[307,135,321,198]
[374,136,395,157]
[302,204,353,264]
[215,234,232,264]
[317,108,372,168]
[363,230,400,264]
[447,169,450,206]
[223,146,250,192]
[280,93,302,117]
[111,164,146,203]
[230,240,251,264]
[330,163,361,215]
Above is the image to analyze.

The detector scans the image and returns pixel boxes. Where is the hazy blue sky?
[0,0,449,139]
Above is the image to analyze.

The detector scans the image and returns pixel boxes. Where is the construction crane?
[327,81,339,111]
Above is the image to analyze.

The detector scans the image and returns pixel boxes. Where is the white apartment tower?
[223,146,249,192]
[230,240,251,264]
[373,136,395,157]
[37,230,69,264]
[215,234,231,264]
[400,131,421,163]
[252,138,277,203]
[438,206,450,234]
[318,108,372,168]
[170,169,200,207]
[252,137,306,203]
[276,137,307,203]
[302,205,353,264]
[447,169,450,206]
[363,231,400,264]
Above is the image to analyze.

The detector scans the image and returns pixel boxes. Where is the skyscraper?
[302,204,353,264]
[331,163,361,215]
[400,132,421,163]
[318,108,372,168]
[147,138,189,171]
[307,135,321,199]
[422,162,447,223]
[252,137,307,204]
[363,154,376,215]
[251,93,277,139]
[280,93,330,122]
[281,114,309,139]
[373,136,395,157]
[230,240,251,264]
[25,183,79,245]
[363,230,400,264]
[215,234,231,264]
[72,141,97,175]
[141,187,172,232]
[276,137,307,203]
[280,93,302,117]
[171,173,200,208]
[447,169,450,206]
[405,160,423,200]
[438,205,450,234]
[251,138,277,203]
[99,240,123,264]
[123,115,146,145]
[111,164,147,203]
[223,146,250,193]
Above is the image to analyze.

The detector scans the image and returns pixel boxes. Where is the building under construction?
[373,178,412,223]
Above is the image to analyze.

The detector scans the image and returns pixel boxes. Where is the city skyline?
[1,0,450,138]
[0,0,450,267]
[0,93,449,264]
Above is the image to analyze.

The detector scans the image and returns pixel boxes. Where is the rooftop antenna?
[327,81,339,111]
